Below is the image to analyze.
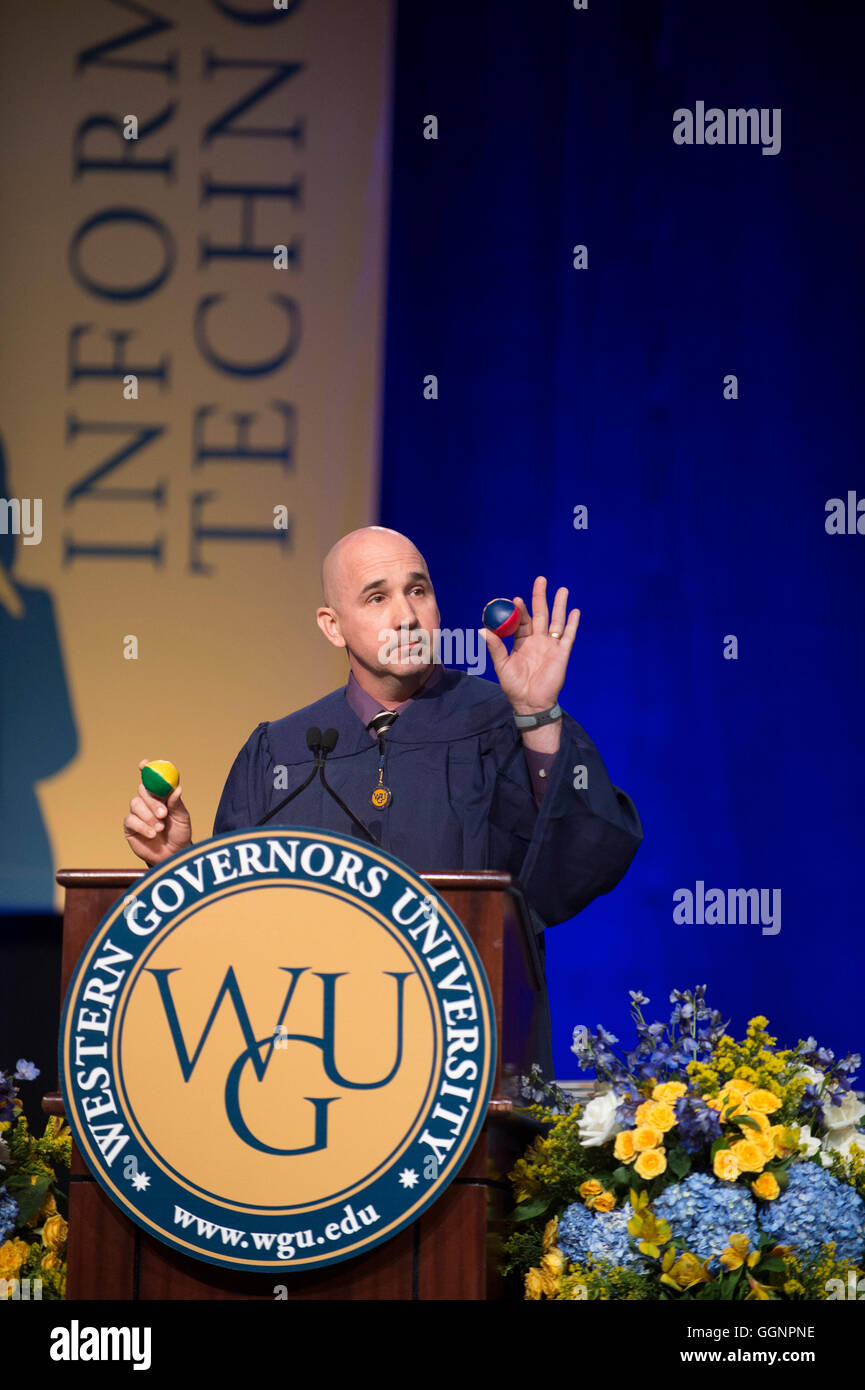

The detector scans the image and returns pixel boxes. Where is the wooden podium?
[47,869,544,1301]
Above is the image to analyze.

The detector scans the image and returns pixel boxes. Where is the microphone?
[255,727,381,845]
[255,726,323,826]
[317,728,381,846]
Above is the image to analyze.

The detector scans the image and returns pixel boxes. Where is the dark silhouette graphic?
[0,435,78,910]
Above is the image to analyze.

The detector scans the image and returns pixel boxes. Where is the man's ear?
[316,605,345,648]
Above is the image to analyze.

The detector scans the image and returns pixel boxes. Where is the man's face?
[318,540,441,682]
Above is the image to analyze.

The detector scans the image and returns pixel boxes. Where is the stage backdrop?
[379,0,865,1077]
[0,0,394,910]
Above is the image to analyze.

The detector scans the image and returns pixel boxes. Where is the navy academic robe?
[213,667,643,1074]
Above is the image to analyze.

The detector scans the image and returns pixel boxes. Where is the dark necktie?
[368,710,399,738]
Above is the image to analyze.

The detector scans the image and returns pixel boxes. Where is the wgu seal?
[59,829,495,1271]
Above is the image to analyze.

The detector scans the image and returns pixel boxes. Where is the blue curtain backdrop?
[379,0,865,1077]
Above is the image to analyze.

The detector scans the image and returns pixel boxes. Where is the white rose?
[822,1089,865,1132]
[577,1089,623,1148]
[794,1124,821,1159]
[821,1126,865,1165]
[794,1064,825,1087]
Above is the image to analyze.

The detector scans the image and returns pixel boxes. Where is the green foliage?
[499,1224,545,1279]
[1,1072,70,1301]
[556,1256,659,1301]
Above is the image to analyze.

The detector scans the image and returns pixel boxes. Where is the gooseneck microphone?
[255,726,381,846]
[255,727,323,826]
[317,728,381,845]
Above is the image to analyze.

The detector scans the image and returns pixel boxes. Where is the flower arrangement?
[0,1061,71,1299]
[504,989,865,1300]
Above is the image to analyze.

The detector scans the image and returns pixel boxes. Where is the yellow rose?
[591,1192,616,1212]
[751,1172,780,1201]
[769,1125,798,1160]
[744,1089,782,1115]
[702,1095,723,1112]
[634,1147,667,1179]
[713,1149,740,1181]
[542,1247,566,1278]
[41,1252,62,1273]
[39,1192,58,1220]
[723,1078,755,1100]
[633,1124,663,1152]
[579,1179,604,1200]
[645,1101,677,1132]
[739,1108,771,1132]
[652,1081,687,1104]
[749,1131,775,1161]
[613,1130,637,1164]
[634,1101,656,1125]
[42,1214,68,1254]
[730,1140,765,1173]
[542,1217,559,1253]
[0,1238,29,1278]
[525,1267,545,1300]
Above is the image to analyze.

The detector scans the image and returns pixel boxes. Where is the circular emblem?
[59,829,496,1272]
[370,786,391,809]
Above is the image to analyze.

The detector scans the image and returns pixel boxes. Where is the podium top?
[56,868,514,890]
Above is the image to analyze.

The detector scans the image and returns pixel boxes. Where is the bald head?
[316,527,440,697]
[321,527,428,612]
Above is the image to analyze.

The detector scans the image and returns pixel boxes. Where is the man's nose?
[392,598,419,629]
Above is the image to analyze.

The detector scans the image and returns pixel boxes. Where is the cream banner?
[0,0,394,909]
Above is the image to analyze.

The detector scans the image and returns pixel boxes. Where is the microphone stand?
[255,726,323,826]
[255,727,381,846]
[318,728,381,846]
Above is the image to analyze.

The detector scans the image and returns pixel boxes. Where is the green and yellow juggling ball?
[141,759,180,799]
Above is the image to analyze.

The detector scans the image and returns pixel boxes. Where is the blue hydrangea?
[758,1160,865,1263]
[652,1172,759,1259]
[557,1203,645,1270]
[0,1188,19,1243]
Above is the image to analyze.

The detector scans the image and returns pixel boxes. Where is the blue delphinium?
[652,1172,759,1260]
[558,1203,645,1270]
[799,1084,825,1125]
[572,987,729,1098]
[0,1071,16,1124]
[0,1188,18,1242]
[758,1161,865,1264]
[675,1095,722,1154]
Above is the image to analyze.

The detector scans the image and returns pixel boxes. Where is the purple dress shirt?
[345,665,558,803]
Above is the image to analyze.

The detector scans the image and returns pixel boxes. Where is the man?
[123,526,642,1071]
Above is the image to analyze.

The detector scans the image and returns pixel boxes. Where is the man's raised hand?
[481,576,580,714]
[123,757,192,866]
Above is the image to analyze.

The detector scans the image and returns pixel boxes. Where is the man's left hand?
[481,575,580,714]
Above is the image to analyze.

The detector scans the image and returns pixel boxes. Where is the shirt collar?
[346,663,444,732]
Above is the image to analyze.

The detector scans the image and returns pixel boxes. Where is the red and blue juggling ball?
[482,597,520,638]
